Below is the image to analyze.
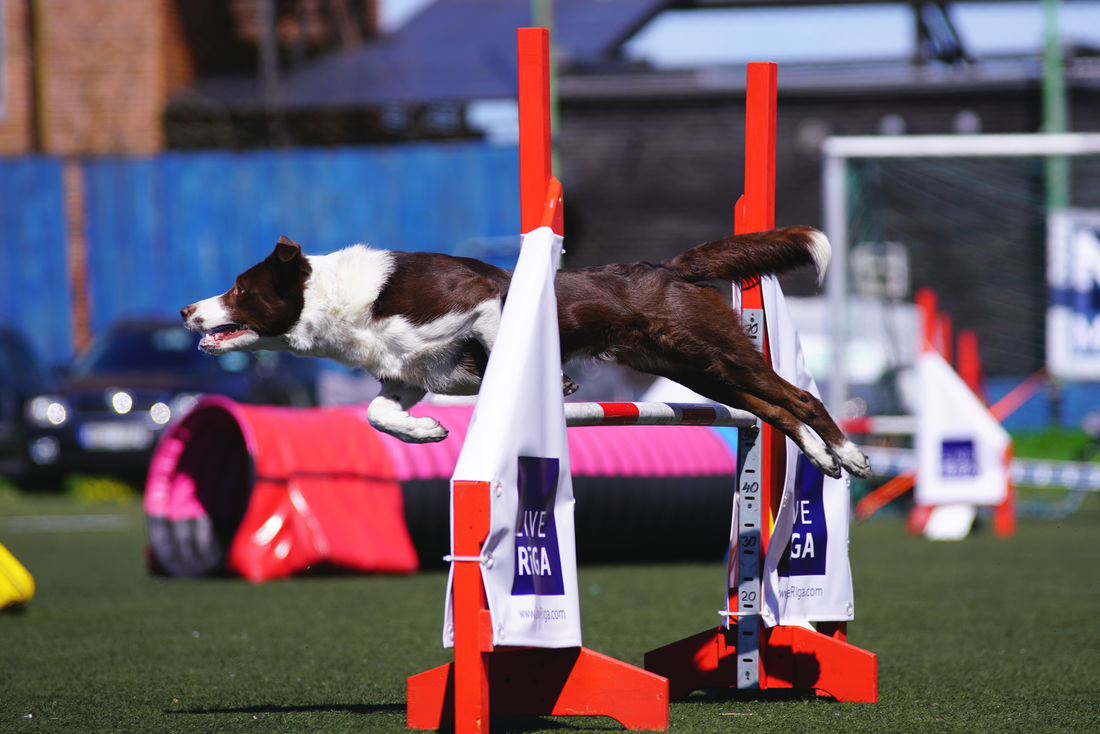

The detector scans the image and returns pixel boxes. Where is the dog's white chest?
[291,282,500,392]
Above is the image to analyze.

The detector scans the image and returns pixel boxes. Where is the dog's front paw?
[562,373,580,396]
[368,408,449,443]
[394,416,449,443]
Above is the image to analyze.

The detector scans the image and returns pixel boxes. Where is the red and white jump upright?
[643,63,878,702]
[406,28,668,733]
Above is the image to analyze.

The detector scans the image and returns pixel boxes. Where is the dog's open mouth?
[199,323,254,351]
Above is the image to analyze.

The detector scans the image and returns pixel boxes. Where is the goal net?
[820,133,1100,417]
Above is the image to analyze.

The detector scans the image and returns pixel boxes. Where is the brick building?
[0,0,377,155]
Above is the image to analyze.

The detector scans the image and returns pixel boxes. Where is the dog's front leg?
[366,382,448,443]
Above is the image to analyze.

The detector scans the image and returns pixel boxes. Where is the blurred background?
[2,0,1100,488]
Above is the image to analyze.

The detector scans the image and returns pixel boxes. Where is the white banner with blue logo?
[1047,209,1100,380]
[762,277,855,625]
[443,226,582,650]
[730,277,855,626]
[914,350,1010,507]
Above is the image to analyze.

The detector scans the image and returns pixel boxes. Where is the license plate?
[78,422,155,452]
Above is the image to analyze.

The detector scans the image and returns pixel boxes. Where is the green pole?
[1042,0,1068,426]
[1042,0,1069,209]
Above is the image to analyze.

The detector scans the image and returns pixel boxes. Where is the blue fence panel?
[988,378,1100,432]
[82,142,520,339]
[0,158,72,365]
[82,158,165,337]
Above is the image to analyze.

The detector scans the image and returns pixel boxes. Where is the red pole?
[518,27,554,236]
[736,63,777,234]
[915,288,938,355]
[957,329,985,400]
[735,61,779,543]
[451,481,492,733]
[733,60,779,691]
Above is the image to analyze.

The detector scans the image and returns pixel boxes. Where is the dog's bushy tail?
[663,226,831,286]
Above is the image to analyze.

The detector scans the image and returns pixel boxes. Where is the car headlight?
[26,396,70,428]
[149,401,172,426]
[110,390,133,415]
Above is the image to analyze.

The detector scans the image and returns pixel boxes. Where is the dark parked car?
[0,325,51,479]
[24,317,318,480]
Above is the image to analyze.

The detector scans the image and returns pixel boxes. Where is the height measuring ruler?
[734,305,765,689]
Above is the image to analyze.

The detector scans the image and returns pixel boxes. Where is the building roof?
[173,0,1100,119]
[181,0,667,111]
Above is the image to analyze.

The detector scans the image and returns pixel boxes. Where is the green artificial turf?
[1010,429,1097,463]
[1,490,1098,733]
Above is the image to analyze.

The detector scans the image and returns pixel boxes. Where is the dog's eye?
[235,286,246,296]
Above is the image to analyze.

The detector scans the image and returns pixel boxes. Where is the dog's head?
[181,236,312,354]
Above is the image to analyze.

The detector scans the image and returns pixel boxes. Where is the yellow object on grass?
[0,541,34,609]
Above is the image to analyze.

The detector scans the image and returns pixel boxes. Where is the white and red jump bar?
[563,402,756,428]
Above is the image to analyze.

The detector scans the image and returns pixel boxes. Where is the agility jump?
[407,27,876,734]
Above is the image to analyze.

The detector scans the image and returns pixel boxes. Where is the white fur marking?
[807,230,832,285]
[186,296,231,332]
[833,439,872,478]
[366,394,448,443]
[798,424,839,477]
[286,248,500,393]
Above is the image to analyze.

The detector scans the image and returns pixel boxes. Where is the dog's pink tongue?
[200,329,238,350]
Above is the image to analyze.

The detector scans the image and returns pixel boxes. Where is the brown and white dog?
[181,228,871,479]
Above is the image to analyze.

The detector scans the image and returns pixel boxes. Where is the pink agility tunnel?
[144,397,741,580]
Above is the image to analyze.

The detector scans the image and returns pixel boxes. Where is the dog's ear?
[275,236,301,263]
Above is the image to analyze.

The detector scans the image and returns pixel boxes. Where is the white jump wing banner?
[915,350,1010,507]
[443,226,582,649]
[759,276,855,625]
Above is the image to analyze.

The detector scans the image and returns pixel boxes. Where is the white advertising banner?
[762,277,855,625]
[727,277,855,626]
[1047,209,1100,380]
[914,350,1010,507]
[443,226,582,649]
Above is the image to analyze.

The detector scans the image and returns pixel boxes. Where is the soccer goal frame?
[820,131,1100,414]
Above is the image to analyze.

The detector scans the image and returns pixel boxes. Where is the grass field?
[1,488,1098,733]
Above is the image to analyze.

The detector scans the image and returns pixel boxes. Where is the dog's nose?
[180,304,196,321]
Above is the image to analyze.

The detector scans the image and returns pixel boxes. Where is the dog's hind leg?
[711,372,870,479]
[632,287,870,477]
[366,381,448,443]
[739,376,871,479]
[669,369,846,478]
[731,393,846,478]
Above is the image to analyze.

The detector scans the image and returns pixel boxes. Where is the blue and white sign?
[444,226,581,650]
[777,458,828,578]
[512,456,565,596]
[754,277,855,625]
[915,351,1010,507]
[1048,209,1100,379]
[940,439,978,479]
